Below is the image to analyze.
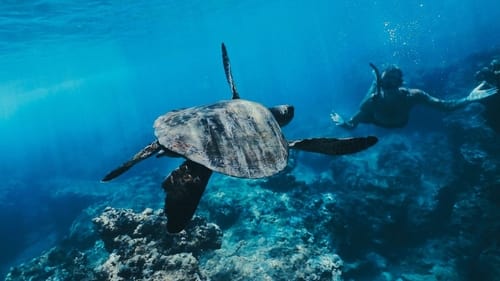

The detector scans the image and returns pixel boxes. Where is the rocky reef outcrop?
[6,207,222,281]
[93,207,222,281]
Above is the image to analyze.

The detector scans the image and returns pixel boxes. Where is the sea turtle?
[102,43,378,233]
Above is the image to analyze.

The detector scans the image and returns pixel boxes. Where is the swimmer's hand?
[330,112,355,129]
[467,81,498,101]
[330,112,345,125]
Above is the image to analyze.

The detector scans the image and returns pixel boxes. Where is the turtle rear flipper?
[289,136,378,155]
[162,160,213,233]
[101,141,162,182]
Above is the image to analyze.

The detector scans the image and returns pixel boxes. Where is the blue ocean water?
[1,0,500,280]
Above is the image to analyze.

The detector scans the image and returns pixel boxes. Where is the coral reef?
[6,207,223,281]
[97,252,205,281]
[5,246,101,281]
[93,207,222,280]
[4,204,106,281]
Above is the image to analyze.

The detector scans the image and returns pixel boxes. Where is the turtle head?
[269,105,294,127]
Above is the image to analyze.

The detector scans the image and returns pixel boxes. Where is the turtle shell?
[153,99,288,178]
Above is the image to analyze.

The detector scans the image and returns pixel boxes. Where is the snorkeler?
[331,64,498,129]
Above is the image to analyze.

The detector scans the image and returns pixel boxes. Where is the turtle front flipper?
[221,42,240,99]
[288,136,378,155]
[162,160,213,233]
[101,140,162,182]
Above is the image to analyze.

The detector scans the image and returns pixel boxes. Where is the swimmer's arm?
[331,98,373,129]
[409,89,467,111]
[411,82,497,111]
[347,110,371,128]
